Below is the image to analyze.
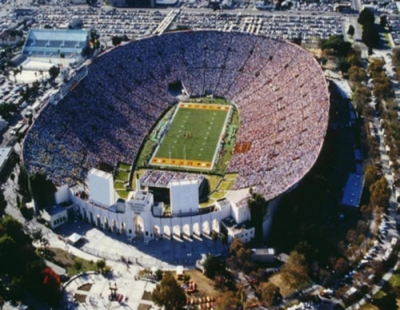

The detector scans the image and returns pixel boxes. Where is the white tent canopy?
[67,232,83,245]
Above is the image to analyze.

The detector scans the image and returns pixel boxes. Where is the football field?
[151,103,230,170]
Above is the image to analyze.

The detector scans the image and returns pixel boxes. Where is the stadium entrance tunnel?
[168,80,184,97]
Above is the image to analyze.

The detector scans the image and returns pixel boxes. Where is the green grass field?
[153,105,229,164]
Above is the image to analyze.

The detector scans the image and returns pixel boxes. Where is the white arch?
[120,222,126,235]
[89,211,94,224]
[96,215,101,227]
[212,219,220,233]
[163,225,171,238]
[111,219,117,232]
[202,221,210,235]
[173,225,181,238]
[183,224,191,237]
[193,222,201,236]
[133,215,144,237]
[153,225,161,238]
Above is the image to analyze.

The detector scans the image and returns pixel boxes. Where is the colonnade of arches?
[81,209,128,235]
[153,219,220,239]
[81,207,221,240]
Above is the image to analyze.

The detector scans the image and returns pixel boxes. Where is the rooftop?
[341,173,364,208]
[0,147,12,170]
[221,216,253,233]
[45,204,66,215]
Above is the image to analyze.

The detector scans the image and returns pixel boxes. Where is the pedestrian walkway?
[63,265,157,310]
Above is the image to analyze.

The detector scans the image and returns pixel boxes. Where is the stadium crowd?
[140,170,205,188]
[23,31,329,200]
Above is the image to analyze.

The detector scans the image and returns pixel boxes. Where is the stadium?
[22,31,330,242]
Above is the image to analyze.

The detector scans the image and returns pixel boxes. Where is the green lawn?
[205,175,222,192]
[210,191,226,200]
[153,105,229,163]
[114,170,129,181]
[41,247,96,278]
[384,33,392,48]
[116,189,130,199]
[218,180,234,191]
[118,163,131,171]
[224,173,238,179]
[389,272,400,287]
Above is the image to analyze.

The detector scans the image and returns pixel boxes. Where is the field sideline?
[151,103,230,169]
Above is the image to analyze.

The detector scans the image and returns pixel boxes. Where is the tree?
[347,25,355,37]
[370,177,391,209]
[356,220,368,234]
[228,238,253,271]
[336,57,350,73]
[364,164,378,190]
[358,8,379,48]
[32,229,43,245]
[30,172,56,210]
[211,231,218,242]
[96,259,106,272]
[358,8,375,26]
[348,66,367,83]
[0,190,6,217]
[247,193,268,240]
[362,23,379,48]
[152,272,186,310]
[380,15,387,28]
[155,269,163,281]
[215,290,242,310]
[294,240,318,266]
[48,65,60,80]
[203,255,226,279]
[320,35,352,57]
[280,251,310,290]
[352,85,371,114]
[230,237,245,255]
[112,36,123,46]
[18,165,30,200]
[360,204,373,220]
[334,257,349,275]
[221,234,228,245]
[74,260,83,271]
[41,267,61,306]
[393,48,400,67]
[257,282,280,307]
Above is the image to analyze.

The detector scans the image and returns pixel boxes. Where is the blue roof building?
[22,29,89,59]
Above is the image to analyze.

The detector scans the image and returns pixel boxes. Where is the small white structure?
[251,248,276,263]
[88,168,114,207]
[67,232,84,245]
[40,205,68,229]
[220,217,254,243]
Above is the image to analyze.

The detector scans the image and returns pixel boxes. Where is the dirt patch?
[306,48,322,58]
[184,270,220,298]
[74,293,87,303]
[142,290,152,301]
[269,273,295,297]
[78,283,92,292]
[138,304,152,310]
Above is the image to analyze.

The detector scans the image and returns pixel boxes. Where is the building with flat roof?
[220,216,254,243]
[23,29,89,59]
[0,147,13,179]
[40,205,68,229]
[341,173,364,208]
